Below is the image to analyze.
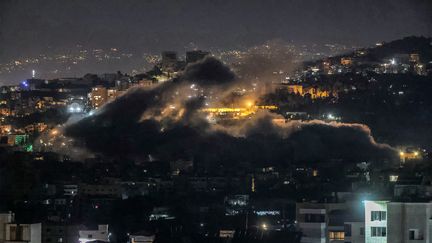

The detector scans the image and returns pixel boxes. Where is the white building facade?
[364,201,388,243]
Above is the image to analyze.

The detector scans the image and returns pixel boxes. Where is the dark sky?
[0,0,431,60]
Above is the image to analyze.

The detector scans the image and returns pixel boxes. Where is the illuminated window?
[389,175,399,182]
[371,227,386,237]
[371,211,386,221]
[329,231,344,240]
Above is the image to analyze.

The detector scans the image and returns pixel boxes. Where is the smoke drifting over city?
[62,56,397,165]
[2,1,432,241]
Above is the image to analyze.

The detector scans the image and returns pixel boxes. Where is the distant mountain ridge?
[322,36,432,64]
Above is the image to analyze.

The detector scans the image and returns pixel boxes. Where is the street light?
[260,223,268,240]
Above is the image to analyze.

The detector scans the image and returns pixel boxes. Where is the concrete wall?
[387,203,432,243]
[30,224,41,243]
[78,225,109,243]
[344,222,364,243]
[0,213,14,243]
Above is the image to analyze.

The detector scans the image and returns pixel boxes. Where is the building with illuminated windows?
[89,86,108,109]
[296,200,365,243]
[283,84,331,99]
[296,202,347,243]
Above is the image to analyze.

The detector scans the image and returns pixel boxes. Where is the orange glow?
[201,104,278,120]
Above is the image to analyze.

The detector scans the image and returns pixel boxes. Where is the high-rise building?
[89,86,108,109]
[161,51,178,70]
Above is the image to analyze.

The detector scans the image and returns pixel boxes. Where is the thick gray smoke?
[61,56,397,165]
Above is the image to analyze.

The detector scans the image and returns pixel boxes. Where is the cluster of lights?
[21,80,29,88]
[68,107,82,113]
[68,102,84,113]
[399,151,419,156]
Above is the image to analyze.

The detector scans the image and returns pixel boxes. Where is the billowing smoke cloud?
[34,116,95,161]
[181,57,236,86]
[61,55,397,166]
[63,57,236,159]
[213,111,397,163]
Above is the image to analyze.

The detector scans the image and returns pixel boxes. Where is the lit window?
[389,175,398,182]
[329,231,344,240]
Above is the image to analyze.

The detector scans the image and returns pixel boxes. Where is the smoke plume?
[60,55,397,166]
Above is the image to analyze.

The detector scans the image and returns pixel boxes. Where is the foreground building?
[4,223,42,243]
[296,201,364,243]
[364,200,432,243]
[78,225,109,243]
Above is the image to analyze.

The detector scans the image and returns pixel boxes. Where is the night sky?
[1,0,431,61]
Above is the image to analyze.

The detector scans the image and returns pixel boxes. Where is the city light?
[246,100,254,107]
[67,102,84,113]
[21,80,29,88]
[1,3,430,242]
